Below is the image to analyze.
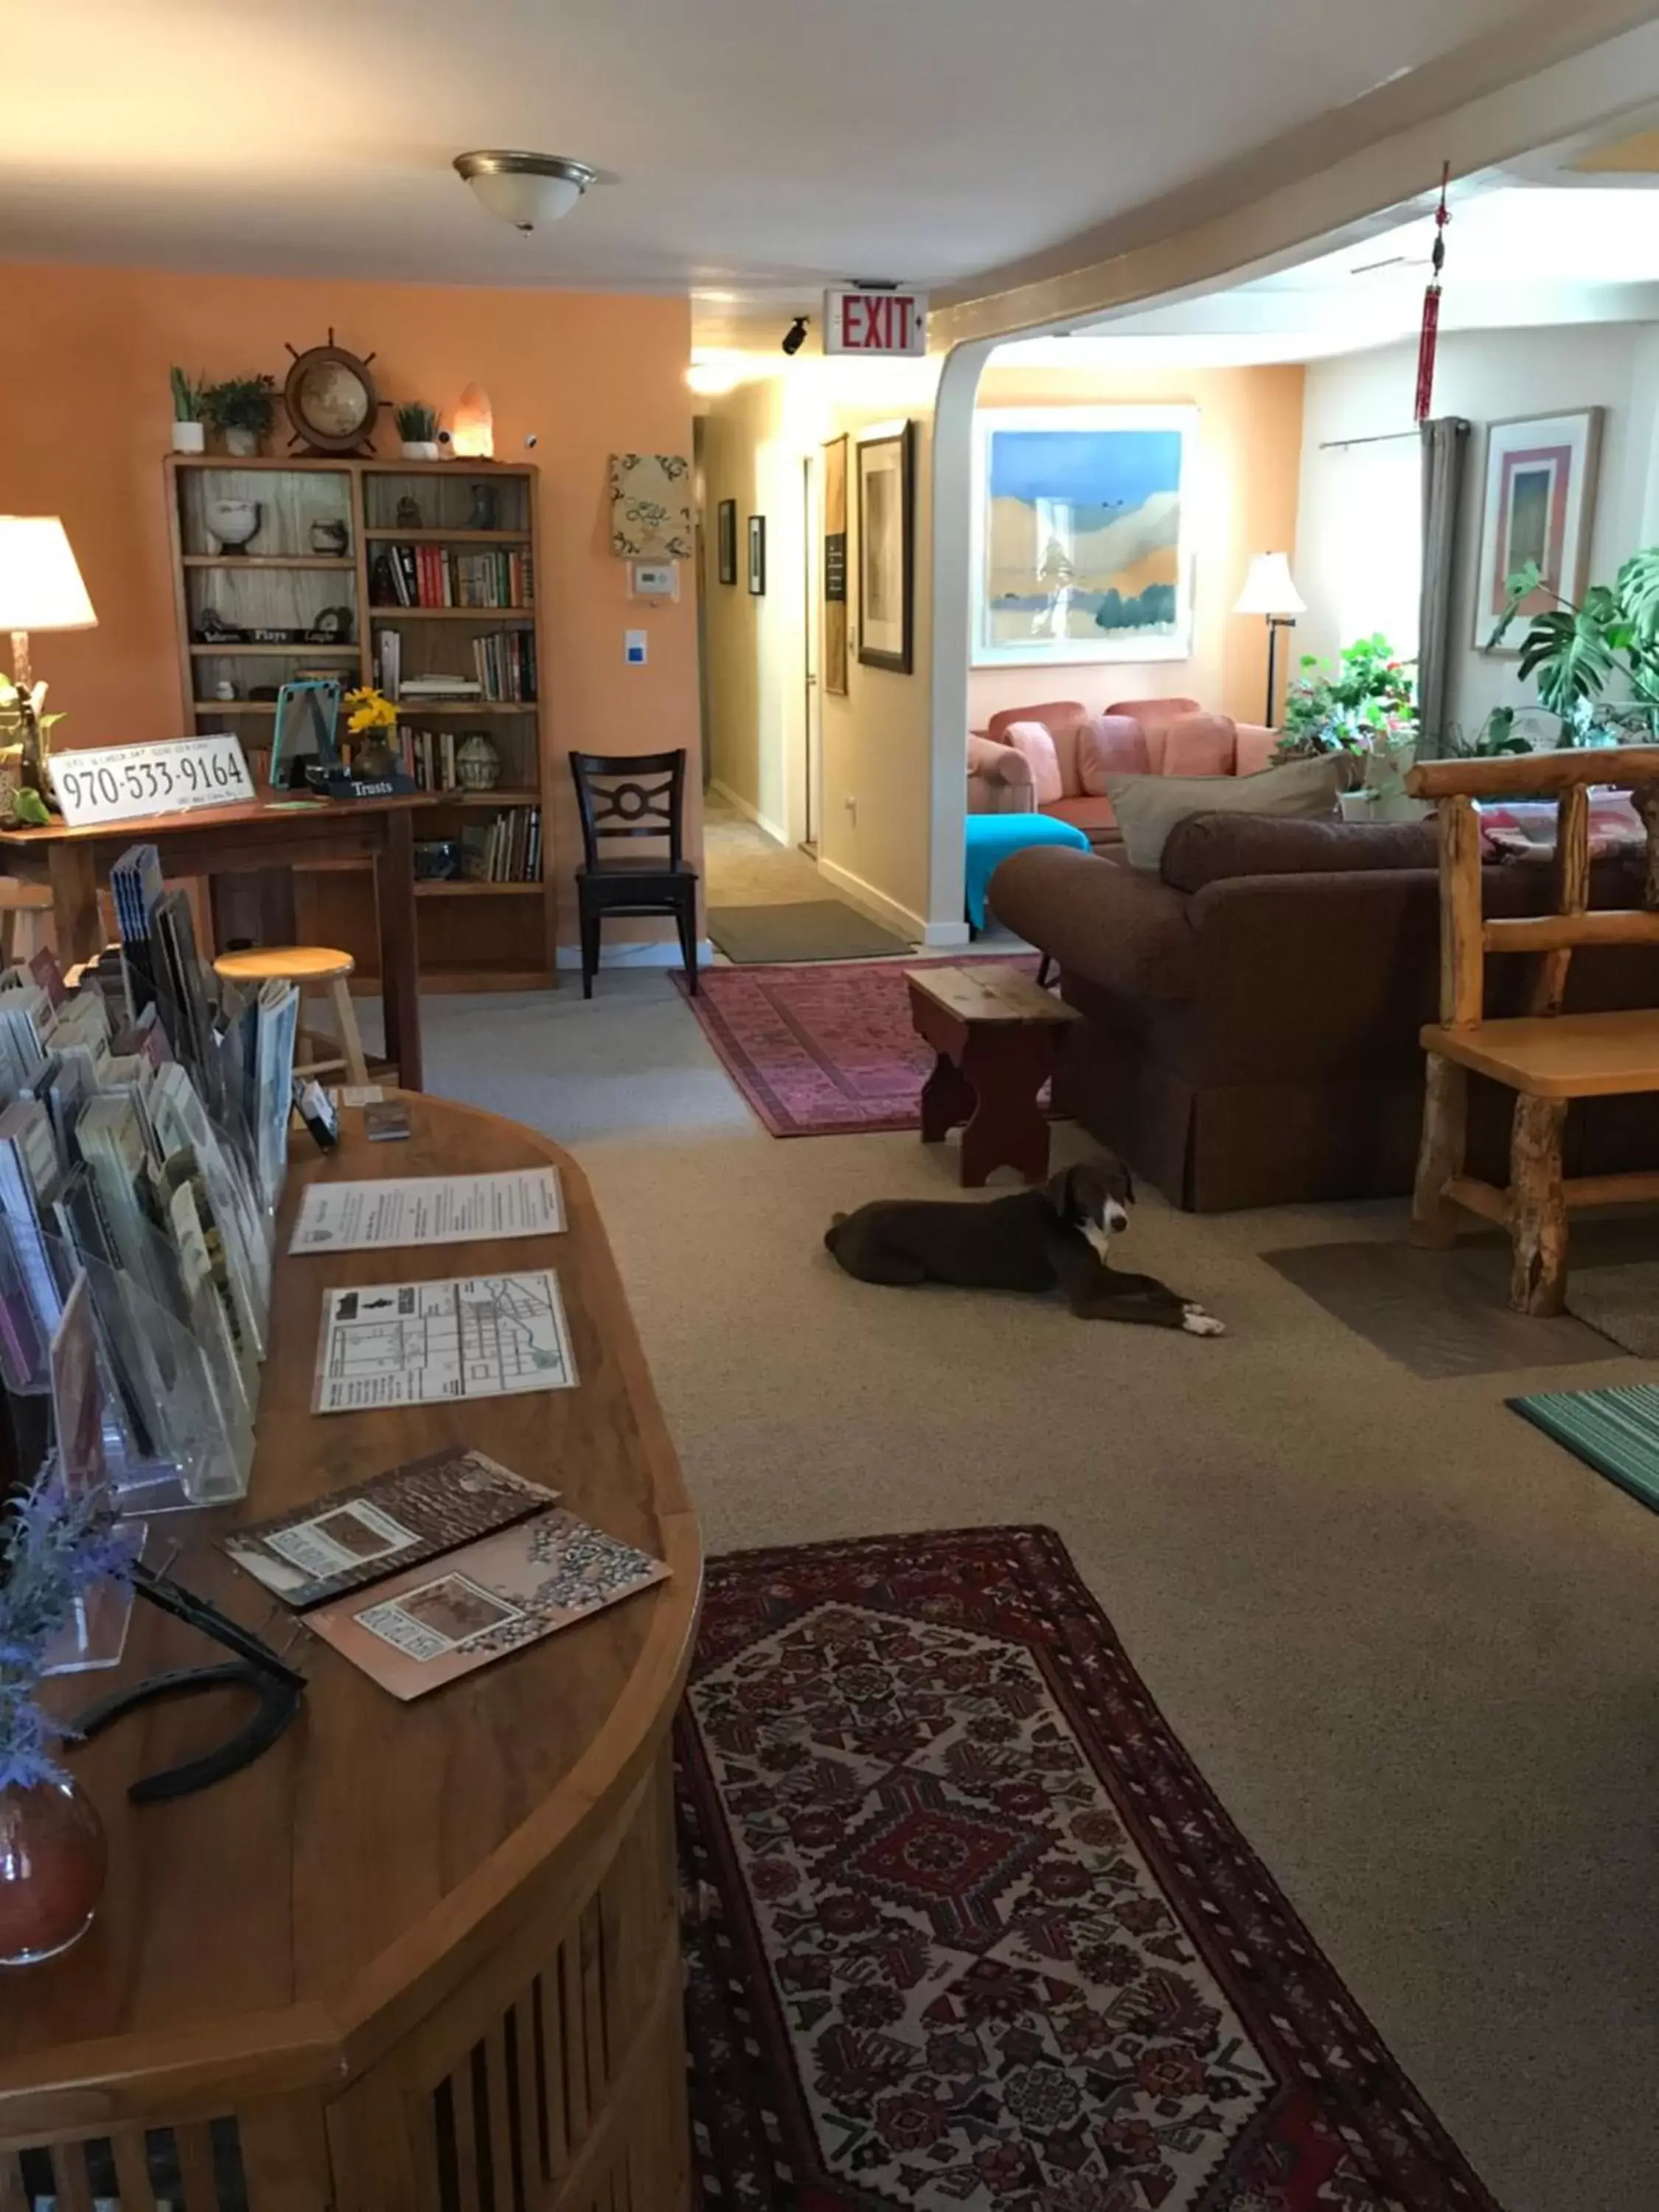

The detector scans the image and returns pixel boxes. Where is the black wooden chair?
[569,748,700,998]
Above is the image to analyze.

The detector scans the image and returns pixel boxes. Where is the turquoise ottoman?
[965,812,1091,930]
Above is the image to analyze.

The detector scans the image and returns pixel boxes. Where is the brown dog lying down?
[824,1158,1225,1335]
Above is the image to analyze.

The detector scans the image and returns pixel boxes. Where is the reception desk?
[0,1097,701,2212]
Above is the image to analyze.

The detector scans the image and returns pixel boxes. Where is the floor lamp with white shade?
[1233,552,1305,728]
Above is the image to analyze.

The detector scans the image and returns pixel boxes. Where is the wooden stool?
[0,882,55,967]
[907,964,1079,1186]
[213,945,371,1087]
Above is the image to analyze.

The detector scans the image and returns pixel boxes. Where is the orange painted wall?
[0,263,698,933]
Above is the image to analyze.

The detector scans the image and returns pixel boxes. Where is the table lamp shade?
[0,517,97,633]
[1233,552,1304,619]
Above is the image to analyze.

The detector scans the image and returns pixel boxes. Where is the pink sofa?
[967,697,1279,844]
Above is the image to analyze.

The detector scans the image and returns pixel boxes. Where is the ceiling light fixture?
[453,151,599,232]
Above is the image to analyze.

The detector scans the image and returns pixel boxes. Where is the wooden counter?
[0,1097,702,2212]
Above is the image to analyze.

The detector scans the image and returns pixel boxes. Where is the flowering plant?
[343,686,397,737]
[0,1473,136,1792]
[1273,634,1416,759]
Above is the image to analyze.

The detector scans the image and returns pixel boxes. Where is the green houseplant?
[395,401,441,461]
[1488,550,1659,744]
[203,374,277,459]
[169,366,207,455]
[1272,634,1418,812]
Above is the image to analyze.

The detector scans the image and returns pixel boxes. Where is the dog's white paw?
[1180,1304,1226,1337]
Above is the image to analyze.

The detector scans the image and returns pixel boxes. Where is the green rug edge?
[1508,1383,1659,1515]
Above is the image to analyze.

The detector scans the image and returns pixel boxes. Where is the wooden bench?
[1408,746,1659,1313]
[907,964,1078,1186]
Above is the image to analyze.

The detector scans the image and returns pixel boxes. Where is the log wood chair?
[1407,745,1659,1314]
[569,748,700,998]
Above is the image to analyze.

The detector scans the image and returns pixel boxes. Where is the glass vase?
[0,1778,108,1966]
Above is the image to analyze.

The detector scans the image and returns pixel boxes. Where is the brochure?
[289,1167,565,1255]
[311,1268,577,1413]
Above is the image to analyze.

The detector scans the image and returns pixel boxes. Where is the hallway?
[701,790,824,908]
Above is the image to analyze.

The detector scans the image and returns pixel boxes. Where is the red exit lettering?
[836,293,919,352]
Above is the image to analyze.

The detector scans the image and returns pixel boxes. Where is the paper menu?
[290,1168,565,1255]
[222,1446,557,1608]
[304,1507,669,1699]
[311,1268,577,1413]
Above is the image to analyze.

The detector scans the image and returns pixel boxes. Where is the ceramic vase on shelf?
[170,420,206,455]
[222,427,260,459]
[400,440,442,462]
[206,501,260,554]
[310,519,350,556]
[0,1778,108,1966]
[456,733,501,791]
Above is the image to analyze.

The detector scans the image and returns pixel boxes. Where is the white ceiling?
[4,0,1566,305]
[1028,184,1659,366]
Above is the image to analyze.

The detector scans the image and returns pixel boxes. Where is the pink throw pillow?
[1002,720,1065,807]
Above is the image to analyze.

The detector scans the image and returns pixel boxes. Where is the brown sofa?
[988,813,1659,1211]
[967,697,1278,845]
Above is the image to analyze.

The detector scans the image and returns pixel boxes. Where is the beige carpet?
[414,972,1659,2212]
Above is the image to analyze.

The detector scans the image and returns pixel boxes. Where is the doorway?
[802,451,823,857]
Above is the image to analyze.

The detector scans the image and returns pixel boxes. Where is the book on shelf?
[459,808,542,883]
[369,543,533,613]
[470,630,537,703]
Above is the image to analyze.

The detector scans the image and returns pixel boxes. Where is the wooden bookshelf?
[166,454,555,993]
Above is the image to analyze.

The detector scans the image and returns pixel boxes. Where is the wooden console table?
[0,1096,701,2212]
[0,793,434,1091]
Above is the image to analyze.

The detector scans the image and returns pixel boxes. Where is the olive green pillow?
[1102,755,1346,871]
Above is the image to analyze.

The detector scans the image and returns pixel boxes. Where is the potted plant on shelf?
[396,402,441,462]
[169,366,207,454]
[203,373,277,458]
[0,1471,136,1966]
[1488,549,1659,745]
[1272,633,1421,818]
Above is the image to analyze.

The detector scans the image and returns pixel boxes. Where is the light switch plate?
[625,629,648,665]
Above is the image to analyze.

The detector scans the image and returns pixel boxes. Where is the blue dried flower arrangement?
[0,1472,136,1792]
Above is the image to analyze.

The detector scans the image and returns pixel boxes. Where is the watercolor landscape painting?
[973,406,1196,664]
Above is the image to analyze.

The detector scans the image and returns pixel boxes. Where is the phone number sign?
[50,734,257,827]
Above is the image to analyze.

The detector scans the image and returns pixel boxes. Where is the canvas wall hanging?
[609,453,694,560]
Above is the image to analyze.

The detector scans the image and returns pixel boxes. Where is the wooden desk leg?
[958,1031,1054,1187]
[919,1051,975,1144]
[48,842,102,965]
[378,810,422,1093]
[1511,1093,1568,1316]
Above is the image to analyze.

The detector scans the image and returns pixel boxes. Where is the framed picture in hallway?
[1473,408,1604,652]
[824,435,849,695]
[717,499,737,585]
[747,514,766,595]
[857,420,915,673]
[971,405,1197,665]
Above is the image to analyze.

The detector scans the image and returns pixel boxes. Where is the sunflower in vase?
[341,686,400,779]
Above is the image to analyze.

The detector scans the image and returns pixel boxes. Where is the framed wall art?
[857,420,915,673]
[747,514,766,597]
[971,405,1197,666]
[1472,408,1604,651]
[716,498,737,586]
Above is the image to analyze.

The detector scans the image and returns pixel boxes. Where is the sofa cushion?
[1160,712,1237,779]
[1077,714,1147,795]
[1159,812,1438,892]
[1002,720,1065,806]
[1046,793,1121,838]
[1103,756,1346,871]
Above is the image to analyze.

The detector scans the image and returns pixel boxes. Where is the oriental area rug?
[673,956,1042,1136]
[675,1526,1500,2212]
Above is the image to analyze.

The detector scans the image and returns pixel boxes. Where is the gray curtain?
[1416,416,1471,757]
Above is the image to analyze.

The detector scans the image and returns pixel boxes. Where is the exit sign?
[823,289,928,357]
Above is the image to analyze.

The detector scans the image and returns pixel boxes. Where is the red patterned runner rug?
[675,1526,1501,2212]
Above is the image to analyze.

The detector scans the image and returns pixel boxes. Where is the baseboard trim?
[555,939,714,971]
[815,855,925,944]
[709,779,788,848]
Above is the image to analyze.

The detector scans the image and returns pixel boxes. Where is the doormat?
[677,1526,1503,2211]
[1565,1260,1659,1360]
[1509,1382,1659,1513]
[709,899,912,964]
[672,954,1043,1135]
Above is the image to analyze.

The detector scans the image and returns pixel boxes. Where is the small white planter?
[223,427,260,458]
[400,440,442,462]
[170,420,206,454]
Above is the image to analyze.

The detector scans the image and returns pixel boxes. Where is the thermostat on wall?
[630,560,678,600]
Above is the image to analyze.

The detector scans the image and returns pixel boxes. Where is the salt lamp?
[451,385,495,459]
